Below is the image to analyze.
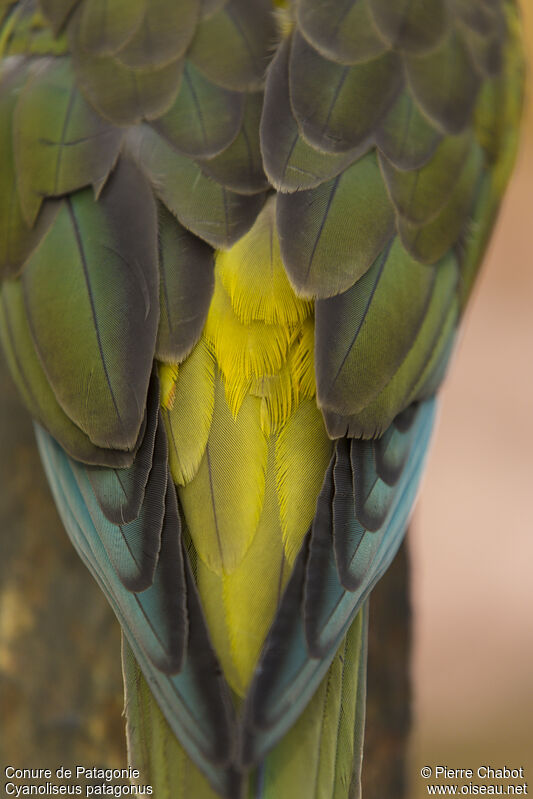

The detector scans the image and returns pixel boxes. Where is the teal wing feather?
[35,421,241,796]
[240,398,436,766]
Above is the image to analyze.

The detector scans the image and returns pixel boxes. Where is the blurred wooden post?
[0,355,125,771]
[363,542,411,799]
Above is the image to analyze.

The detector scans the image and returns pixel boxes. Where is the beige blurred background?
[410,2,533,794]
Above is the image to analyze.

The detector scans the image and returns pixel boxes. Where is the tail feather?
[124,608,368,799]
[255,606,368,799]
[123,638,240,799]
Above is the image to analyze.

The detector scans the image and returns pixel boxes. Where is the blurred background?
[411,1,533,794]
[0,2,532,795]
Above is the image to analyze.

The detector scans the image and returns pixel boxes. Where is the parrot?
[0,0,525,797]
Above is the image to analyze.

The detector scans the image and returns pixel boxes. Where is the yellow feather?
[178,371,267,575]
[162,339,215,486]
[290,316,316,400]
[217,198,312,326]
[167,200,334,698]
[276,399,333,565]
[192,565,242,693]
[158,362,179,410]
[203,273,292,416]
[197,439,288,696]
[251,361,295,436]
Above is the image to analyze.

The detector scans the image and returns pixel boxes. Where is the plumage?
[152,62,244,160]
[297,0,388,66]
[36,424,239,786]
[115,0,200,70]
[156,205,215,364]
[0,60,61,277]
[275,399,332,565]
[289,31,403,154]
[277,154,395,298]
[319,258,459,438]
[83,375,161,525]
[258,609,367,799]
[78,0,146,57]
[70,411,167,592]
[38,0,80,33]
[0,1,525,798]
[13,58,123,226]
[0,276,144,467]
[128,125,266,249]
[405,29,482,133]
[374,89,443,171]
[203,272,292,395]
[315,239,446,417]
[21,158,159,451]
[260,38,364,193]
[70,10,185,126]
[162,338,215,486]
[201,0,228,18]
[304,400,437,655]
[397,142,484,264]
[379,131,473,226]
[367,0,450,53]
[217,199,311,326]
[198,92,268,195]
[187,0,275,92]
[37,427,184,673]
[180,372,268,575]
[196,438,286,694]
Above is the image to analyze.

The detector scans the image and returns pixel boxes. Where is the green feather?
[188,0,275,92]
[405,28,481,133]
[315,238,443,417]
[38,0,79,34]
[380,130,472,226]
[68,404,167,593]
[320,255,459,437]
[260,610,367,799]
[277,152,394,298]
[78,0,146,57]
[367,0,449,53]
[460,19,504,77]
[0,60,60,278]
[407,297,458,403]
[289,31,403,154]
[81,379,160,525]
[1,6,68,57]
[156,205,215,364]
[13,57,123,226]
[152,60,244,159]
[454,0,503,36]
[123,638,237,799]
[297,0,387,66]
[397,140,484,264]
[199,91,268,195]
[70,10,184,126]
[375,89,442,170]
[0,277,138,467]
[22,159,159,451]
[201,0,228,17]
[116,0,200,70]
[128,125,265,249]
[260,38,363,193]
